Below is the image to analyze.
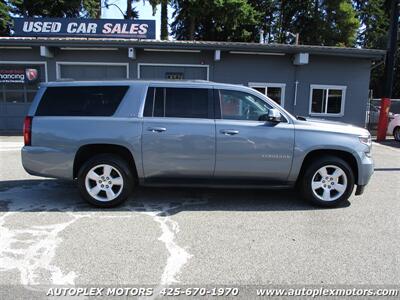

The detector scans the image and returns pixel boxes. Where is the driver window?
[219,90,271,121]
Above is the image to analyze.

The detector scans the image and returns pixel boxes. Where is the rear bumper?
[21,146,74,179]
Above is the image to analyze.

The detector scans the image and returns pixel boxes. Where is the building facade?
[0,37,385,131]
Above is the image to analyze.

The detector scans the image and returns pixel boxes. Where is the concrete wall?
[0,47,372,131]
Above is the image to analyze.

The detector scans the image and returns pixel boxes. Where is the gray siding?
[0,47,372,131]
[294,56,371,126]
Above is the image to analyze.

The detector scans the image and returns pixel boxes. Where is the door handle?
[220,129,239,136]
[147,127,167,133]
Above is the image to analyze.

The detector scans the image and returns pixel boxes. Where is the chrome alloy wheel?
[84,164,124,202]
[311,165,348,202]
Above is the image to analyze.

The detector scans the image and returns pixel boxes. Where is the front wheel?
[299,156,355,207]
[77,154,134,207]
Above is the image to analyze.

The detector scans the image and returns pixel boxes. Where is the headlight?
[359,135,371,146]
[359,134,372,156]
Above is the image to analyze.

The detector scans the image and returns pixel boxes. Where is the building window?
[56,62,128,80]
[309,85,346,116]
[248,82,286,108]
[0,64,45,103]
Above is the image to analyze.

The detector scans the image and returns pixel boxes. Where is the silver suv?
[22,80,373,207]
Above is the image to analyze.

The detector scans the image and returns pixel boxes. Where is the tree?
[354,0,389,48]
[82,0,101,18]
[125,0,140,19]
[148,0,169,40]
[170,0,203,40]
[8,0,100,18]
[271,0,359,46]
[170,0,358,45]
[171,0,260,41]
[0,0,11,35]
[353,0,393,98]
[323,0,359,46]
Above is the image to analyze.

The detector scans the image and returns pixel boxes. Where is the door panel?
[141,86,215,179]
[215,120,294,181]
[142,117,215,178]
[214,89,294,182]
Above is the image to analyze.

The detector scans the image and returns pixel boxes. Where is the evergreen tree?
[0,0,11,35]
[323,0,359,46]
[171,0,260,41]
[8,0,100,17]
[354,0,393,98]
[148,0,169,40]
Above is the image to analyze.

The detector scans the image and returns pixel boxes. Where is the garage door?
[57,63,128,80]
[139,64,208,80]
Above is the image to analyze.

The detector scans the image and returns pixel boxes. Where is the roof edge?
[0,37,386,60]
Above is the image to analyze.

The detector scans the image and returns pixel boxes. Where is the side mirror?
[259,109,281,122]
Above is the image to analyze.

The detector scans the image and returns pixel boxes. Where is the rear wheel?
[77,154,134,207]
[299,156,355,207]
[394,127,400,141]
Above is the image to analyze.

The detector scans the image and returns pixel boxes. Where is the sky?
[101,0,174,40]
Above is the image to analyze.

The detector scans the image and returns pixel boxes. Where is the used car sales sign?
[13,18,156,39]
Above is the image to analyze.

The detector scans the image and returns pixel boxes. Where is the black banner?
[0,68,39,83]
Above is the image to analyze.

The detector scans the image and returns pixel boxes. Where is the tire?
[394,127,400,141]
[299,156,355,207]
[77,154,134,208]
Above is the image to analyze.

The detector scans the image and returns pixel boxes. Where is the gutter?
[0,37,387,60]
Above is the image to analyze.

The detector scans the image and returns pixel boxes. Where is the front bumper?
[354,151,374,196]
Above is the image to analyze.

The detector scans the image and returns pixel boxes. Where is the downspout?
[294,80,299,114]
[293,65,299,115]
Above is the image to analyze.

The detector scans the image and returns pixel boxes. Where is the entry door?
[141,87,215,179]
[214,89,294,183]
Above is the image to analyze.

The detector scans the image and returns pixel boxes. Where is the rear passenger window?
[143,87,210,119]
[36,86,128,116]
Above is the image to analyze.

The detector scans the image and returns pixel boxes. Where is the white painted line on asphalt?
[144,204,191,286]
[0,184,88,285]
[141,198,208,300]
[0,181,208,290]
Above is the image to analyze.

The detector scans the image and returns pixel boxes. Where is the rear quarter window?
[35,86,129,116]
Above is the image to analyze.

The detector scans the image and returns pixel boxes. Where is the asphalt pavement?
[0,136,399,298]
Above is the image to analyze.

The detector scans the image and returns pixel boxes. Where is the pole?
[377,0,399,141]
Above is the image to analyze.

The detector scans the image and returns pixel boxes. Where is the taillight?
[23,116,32,146]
